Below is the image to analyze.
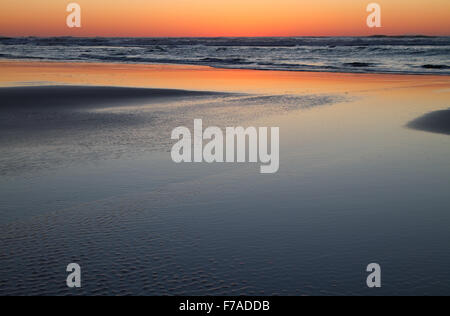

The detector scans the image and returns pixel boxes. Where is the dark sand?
[408,109,450,135]
[0,85,225,110]
[0,85,230,134]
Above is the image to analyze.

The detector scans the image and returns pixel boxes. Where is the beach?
[1,61,450,295]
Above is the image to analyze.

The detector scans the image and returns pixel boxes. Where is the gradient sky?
[0,0,449,37]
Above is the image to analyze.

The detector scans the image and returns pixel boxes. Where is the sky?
[0,0,449,37]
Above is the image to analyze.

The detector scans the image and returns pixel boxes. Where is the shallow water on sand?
[0,67,450,295]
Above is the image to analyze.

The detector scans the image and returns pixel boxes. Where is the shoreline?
[1,58,450,77]
[1,60,449,97]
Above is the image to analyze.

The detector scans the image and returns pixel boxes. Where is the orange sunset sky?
[0,0,449,37]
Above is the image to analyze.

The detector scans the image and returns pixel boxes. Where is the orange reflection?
[1,60,449,96]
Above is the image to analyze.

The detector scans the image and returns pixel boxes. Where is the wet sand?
[0,81,343,177]
[1,61,450,296]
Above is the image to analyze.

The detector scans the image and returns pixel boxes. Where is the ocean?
[1,36,449,74]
